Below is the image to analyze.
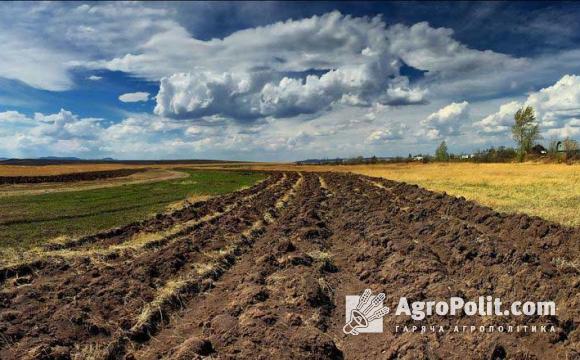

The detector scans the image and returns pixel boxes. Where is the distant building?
[531,144,547,155]
[413,156,424,161]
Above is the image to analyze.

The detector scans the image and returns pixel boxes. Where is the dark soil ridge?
[102,174,304,359]
[0,174,284,285]
[43,173,283,251]
[321,173,578,359]
[0,173,299,358]
[0,172,578,360]
[133,173,341,359]
[0,169,147,184]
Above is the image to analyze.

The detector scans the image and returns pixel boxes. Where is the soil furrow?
[44,173,283,252]
[131,173,344,359]
[0,171,577,360]
[0,169,147,185]
[0,173,285,284]
[0,174,298,359]
[368,175,577,249]
[321,172,579,359]
[90,173,306,359]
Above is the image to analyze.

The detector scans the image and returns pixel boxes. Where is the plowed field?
[0,169,147,184]
[0,172,578,359]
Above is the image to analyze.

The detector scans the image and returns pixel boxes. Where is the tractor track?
[0,172,578,360]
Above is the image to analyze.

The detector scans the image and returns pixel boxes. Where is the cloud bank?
[152,12,430,121]
[475,75,580,138]
[0,3,579,160]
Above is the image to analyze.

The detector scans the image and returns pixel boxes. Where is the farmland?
[0,171,578,359]
[238,162,580,227]
[0,169,265,251]
[348,162,580,227]
[3,2,579,359]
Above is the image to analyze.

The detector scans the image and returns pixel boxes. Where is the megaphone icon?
[343,289,390,335]
[343,309,368,335]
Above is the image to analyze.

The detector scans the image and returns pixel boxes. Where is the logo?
[342,290,557,336]
[343,289,390,335]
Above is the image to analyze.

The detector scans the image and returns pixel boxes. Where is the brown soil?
[0,172,578,359]
[0,169,189,198]
[0,169,147,184]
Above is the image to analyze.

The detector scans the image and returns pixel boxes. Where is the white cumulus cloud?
[420,101,469,139]
[152,12,431,121]
[0,2,179,91]
[366,123,407,144]
[119,92,150,103]
[0,110,32,124]
[146,12,531,123]
[474,101,521,134]
[475,74,580,138]
[386,22,525,78]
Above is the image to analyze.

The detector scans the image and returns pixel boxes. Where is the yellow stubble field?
[239,162,580,227]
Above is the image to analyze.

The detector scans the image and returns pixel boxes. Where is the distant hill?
[38,156,82,161]
[0,157,245,166]
[0,156,114,162]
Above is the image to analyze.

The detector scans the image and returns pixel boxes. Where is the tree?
[563,137,578,161]
[435,141,449,161]
[547,138,562,162]
[512,106,541,162]
[548,139,559,155]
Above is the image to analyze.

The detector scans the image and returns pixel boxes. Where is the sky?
[1,1,579,161]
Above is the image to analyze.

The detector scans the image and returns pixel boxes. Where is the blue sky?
[0,1,579,160]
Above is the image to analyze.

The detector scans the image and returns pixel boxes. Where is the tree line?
[434,106,578,163]
[297,106,577,165]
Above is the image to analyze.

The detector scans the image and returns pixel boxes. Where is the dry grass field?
[349,163,580,227]
[231,162,580,227]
